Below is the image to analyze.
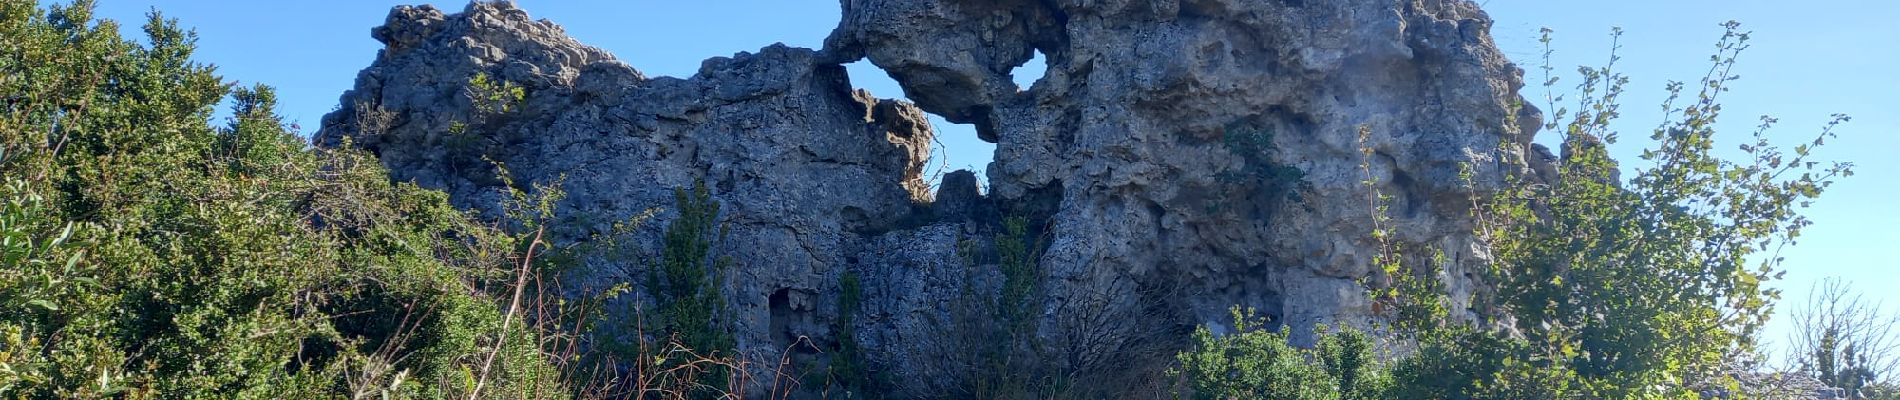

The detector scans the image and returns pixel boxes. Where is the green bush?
[0,2,569,397]
[640,179,737,395]
[1170,307,1389,400]
[1178,22,1851,400]
[827,270,884,397]
[975,216,1060,398]
[1425,23,1847,397]
[996,216,1038,339]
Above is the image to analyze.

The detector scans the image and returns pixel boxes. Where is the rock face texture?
[822,0,1537,391]
[318,0,1538,396]
[317,4,938,388]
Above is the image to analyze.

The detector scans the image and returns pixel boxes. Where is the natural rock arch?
[317,0,1539,395]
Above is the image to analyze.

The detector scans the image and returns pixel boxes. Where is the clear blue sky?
[68,0,1896,363]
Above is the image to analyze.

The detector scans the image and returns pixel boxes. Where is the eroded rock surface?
[824,0,1539,391]
[319,0,1539,396]
[317,3,937,384]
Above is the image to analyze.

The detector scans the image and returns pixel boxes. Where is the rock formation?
[317,0,1540,395]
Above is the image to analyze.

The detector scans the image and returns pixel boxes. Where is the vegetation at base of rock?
[643,179,737,395]
[552,180,770,399]
[826,270,881,397]
[1171,307,1391,400]
[947,215,1062,399]
[1172,23,1865,399]
[995,216,1038,337]
[4,1,1884,398]
[1439,23,1845,397]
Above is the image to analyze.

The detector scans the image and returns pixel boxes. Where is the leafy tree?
[1385,22,1851,398]
[1178,21,1852,400]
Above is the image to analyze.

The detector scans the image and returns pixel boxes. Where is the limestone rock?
[825,0,1538,388]
[319,0,1542,395]
[317,2,937,385]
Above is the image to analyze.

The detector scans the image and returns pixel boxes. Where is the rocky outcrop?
[318,0,1539,396]
[823,0,1538,389]
[317,3,938,385]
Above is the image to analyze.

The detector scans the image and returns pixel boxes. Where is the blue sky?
[68,0,1896,362]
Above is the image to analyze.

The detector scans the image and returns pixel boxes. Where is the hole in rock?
[842,60,996,196]
[1009,49,1049,91]
[769,288,794,347]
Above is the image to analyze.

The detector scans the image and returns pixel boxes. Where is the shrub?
[1438,23,1849,397]
[1170,307,1389,400]
[1180,21,1852,400]
[0,3,568,397]
[827,270,884,396]
[573,178,752,398]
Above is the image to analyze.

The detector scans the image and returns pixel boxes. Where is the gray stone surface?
[317,3,938,388]
[318,0,1545,396]
[823,0,1540,390]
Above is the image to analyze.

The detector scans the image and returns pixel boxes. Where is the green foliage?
[996,216,1038,334]
[1384,328,1521,400]
[445,72,529,168]
[0,3,770,396]
[1430,23,1849,397]
[0,2,571,397]
[1356,125,1453,335]
[469,71,526,115]
[217,85,301,177]
[640,179,736,395]
[1180,22,1851,400]
[1212,123,1305,215]
[942,215,1064,398]
[1172,307,1330,400]
[1811,326,1888,398]
[1170,307,1390,400]
[827,270,883,397]
[1313,327,1392,400]
[1401,21,1848,398]
[982,216,1055,398]
[1221,124,1305,195]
